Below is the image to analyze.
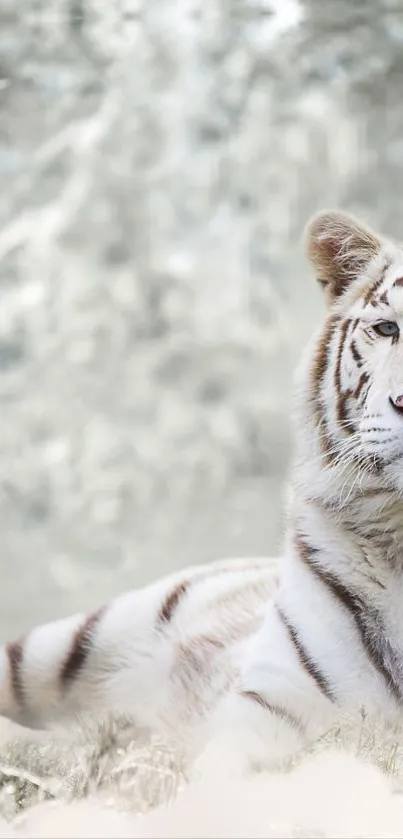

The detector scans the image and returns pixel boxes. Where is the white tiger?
[2,209,403,777]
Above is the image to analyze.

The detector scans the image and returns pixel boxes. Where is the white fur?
[4,212,403,779]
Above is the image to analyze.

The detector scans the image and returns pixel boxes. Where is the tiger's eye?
[373,321,400,338]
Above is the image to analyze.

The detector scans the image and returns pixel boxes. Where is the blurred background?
[0,0,401,637]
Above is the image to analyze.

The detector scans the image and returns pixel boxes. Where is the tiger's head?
[298,210,403,500]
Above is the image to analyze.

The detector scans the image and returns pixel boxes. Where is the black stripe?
[158,580,189,624]
[310,316,339,463]
[353,371,369,400]
[334,319,354,431]
[240,689,305,734]
[295,532,361,616]
[6,640,25,706]
[334,319,351,397]
[295,532,401,702]
[60,609,104,685]
[277,607,335,702]
[350,340,362,367]
[363,268,388,305]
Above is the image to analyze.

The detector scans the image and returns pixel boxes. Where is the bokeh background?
[0,0,401,637]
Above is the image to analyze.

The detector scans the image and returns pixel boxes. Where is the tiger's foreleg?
[192,598,338,778]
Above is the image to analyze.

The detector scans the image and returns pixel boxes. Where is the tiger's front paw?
[191,687,306,785]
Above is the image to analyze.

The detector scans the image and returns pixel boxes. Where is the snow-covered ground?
[0,712,403,837]
[4,753,401,839]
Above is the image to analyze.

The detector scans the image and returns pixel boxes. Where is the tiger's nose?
[390,394,403,414]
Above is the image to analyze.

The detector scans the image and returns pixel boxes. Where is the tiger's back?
[0,557,277,747]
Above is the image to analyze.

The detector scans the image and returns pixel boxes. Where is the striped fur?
[4,210,403,777]
[60,609,104,685]
[0,559,276,736]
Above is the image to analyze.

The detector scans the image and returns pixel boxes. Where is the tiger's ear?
[305,210,383,302]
